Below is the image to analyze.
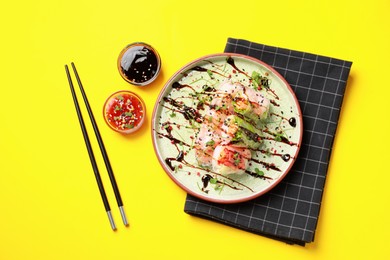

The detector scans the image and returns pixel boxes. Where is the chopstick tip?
[119,206,129,227]
[107,211,117,231]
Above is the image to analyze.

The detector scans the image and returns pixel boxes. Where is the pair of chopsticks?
[65,62,128,230]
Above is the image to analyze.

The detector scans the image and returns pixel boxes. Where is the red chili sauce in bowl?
[103,91,146,134]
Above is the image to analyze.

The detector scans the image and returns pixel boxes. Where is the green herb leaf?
[232,131,242,142]
[255,168,265,176]
[205,140,215,147]
[233,153,241,166]
[207,69,213,79]
[251,70,270,90]
[234,158,241,166]
[210,178,218,184]
[274,132,285,142]
[252,71,260,80]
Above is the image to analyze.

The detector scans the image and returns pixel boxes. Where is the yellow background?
[1,0,389,259]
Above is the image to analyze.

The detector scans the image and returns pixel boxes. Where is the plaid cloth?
[184,38,352,245]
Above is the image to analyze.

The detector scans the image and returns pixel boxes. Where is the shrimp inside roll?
[212,145,251,175]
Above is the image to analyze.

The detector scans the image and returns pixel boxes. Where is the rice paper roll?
[221,115,263,150]
[212,145,251,175]
[232,86,270,124]
[194,118,223,167]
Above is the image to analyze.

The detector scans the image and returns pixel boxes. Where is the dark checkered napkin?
[184,38,352,245]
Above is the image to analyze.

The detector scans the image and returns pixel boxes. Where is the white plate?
[152,53,303,203]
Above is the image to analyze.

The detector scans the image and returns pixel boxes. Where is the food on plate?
[193,80,269,175]
[195,123,221,167]
[214,81,270,123]
[212,145,251,175]
[221,115,263,149]
[232,84,270,123]
[153,54,302,199]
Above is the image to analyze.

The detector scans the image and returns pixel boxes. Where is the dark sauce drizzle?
[255,149,293,162]
[163,97,202,122]
[250,158,281,172]
[262,129,299,147]
[289,117,297,128]
[156,121,290,192]
[226,57,249,76]
[158,94,298,175]
[227,57,279,100]
[271,112,297,128]
[165,151,185,171]
[156,123,255,192]
[156,56,300,193]
[172,82,196,92]
[191,66,229,78]
[245,170,273,179]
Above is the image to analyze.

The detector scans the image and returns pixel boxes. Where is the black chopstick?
[65,64,116,230]
[69,62,128,227]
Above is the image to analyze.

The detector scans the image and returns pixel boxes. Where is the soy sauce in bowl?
[117,42,161,86]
